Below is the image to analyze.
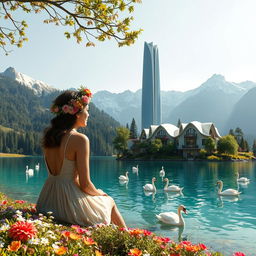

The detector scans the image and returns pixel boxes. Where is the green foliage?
[129,118,138,139]
[217,135,239,155]
[199,149,207,159]
[113,127,130,157]
[253,140,256,156]
[0,75,119,155]
[0,0,142,54]
[204,137,216,154]
[148,139,162,154]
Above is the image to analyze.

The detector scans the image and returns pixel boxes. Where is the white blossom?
[0,223,10,231]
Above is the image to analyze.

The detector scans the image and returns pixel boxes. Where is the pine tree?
[253,140,256,156]
[129,118,138,139]
[229,129,235,136]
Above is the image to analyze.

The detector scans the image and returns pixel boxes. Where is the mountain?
[226,87,256,141]
[166,74,256,132]
[0,68,120,155]
[93,74,256,136]
[0,67,56,96]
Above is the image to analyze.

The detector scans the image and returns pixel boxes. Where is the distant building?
[139,121,221,159]
[141,42,161,130]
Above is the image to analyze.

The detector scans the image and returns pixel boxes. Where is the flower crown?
[50,87,92,115]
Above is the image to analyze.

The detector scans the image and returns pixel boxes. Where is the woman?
[36,87,126,228]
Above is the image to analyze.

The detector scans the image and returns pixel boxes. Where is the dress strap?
[63,133,73,158]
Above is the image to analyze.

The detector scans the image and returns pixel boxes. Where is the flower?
[9,221,37,241]
[197,243,207,250]
[129,228,144,236]
[7,241,21,252]
[83,237,96,245]
[233,253,246,256]
[54,246,68,255]
[15,200,26,204]
[95,250,103,256]
[1,200,8,205]
[51,87,92,115]
[69,232,82,240]
[128,248,142,256]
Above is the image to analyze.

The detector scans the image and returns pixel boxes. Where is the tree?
[113,127,130,157]
[0,0,142,54]
[204,137,216,154]
[177,118,181,128]
[129,118,138,139]
[217,135,239,155]
[148,139,162,154]
[234,127,243,144]
[253,140,256,156]
[229,129,235,136]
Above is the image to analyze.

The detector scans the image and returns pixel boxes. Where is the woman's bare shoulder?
[71,131,89,144]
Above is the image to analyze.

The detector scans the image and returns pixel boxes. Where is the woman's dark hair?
[43,90,80,148]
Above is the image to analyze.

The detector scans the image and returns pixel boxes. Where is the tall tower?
[141,42,161,130]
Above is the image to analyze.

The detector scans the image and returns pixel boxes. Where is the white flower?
[16,215,25,222]
[40,237,49,245]
[15,210,22,215]
[52,242,61,249]
[28,238,40,245]
[0,223,10,231]
[47,211,53,215]
[0,241,4,248]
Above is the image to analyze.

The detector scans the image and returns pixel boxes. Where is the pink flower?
[9,221,37,241]
[198,243,207,250]
[233,253,246,256]
[62,105,69,113]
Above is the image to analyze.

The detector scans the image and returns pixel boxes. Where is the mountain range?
[93,74,256,145]
[1,67,256,147]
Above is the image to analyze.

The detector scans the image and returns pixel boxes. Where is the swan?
[156,205,187,226]
[163,178,183,192]
[35,163,40,171]
[132,165,139,173]
[237,173,250,183]
[159,166,165,178]
[119,172,129,181]
[25,165,34,176]
[216,180,241,196]
[143,177,157,192]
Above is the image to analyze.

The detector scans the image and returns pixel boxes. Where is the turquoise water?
[0,156,256,255]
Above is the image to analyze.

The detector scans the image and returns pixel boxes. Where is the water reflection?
[217,195,240,208]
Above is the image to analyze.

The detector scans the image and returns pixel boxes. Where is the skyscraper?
[141,42,161,130]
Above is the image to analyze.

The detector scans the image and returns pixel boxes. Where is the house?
[139,121,221,159]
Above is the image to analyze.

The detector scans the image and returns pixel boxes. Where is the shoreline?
[0,153,28,157]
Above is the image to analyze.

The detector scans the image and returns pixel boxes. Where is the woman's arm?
[75,134,107,196]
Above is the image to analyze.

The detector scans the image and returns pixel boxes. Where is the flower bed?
[0,193,245,256]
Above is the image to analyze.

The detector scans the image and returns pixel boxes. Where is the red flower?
[233,253,246,256]
[198,243,207,250]
[128,248,142,256]
[1,200,8,205]
[9,221,37,241]
[15,200,26,204]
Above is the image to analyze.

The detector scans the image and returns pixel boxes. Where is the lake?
[0,156,255,255]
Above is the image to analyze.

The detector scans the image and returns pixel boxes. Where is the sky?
[1,0,256,93]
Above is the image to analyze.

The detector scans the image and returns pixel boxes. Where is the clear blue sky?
[1,0,256,93]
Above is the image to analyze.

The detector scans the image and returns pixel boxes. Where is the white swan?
[132,165,139,173]
[119,171,129,181]
[35,163,40,171]
[237,173,250,183]
[25,165,34,176]
[159,166,165,178]
[143,177,157,192]
[216,180,241,196]
[156,205,187,226]
[164,178,183,192]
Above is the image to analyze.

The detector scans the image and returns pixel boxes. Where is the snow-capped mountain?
[0,67,56,95]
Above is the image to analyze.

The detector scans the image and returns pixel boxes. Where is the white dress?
[36,134,114,226]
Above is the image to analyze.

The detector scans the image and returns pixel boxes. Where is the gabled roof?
[149,125,158,136]
[152,123,179,138]
[140,128,149,139]
[178,121,221,137]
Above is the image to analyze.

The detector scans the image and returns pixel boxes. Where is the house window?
[156,129,166,137]
[185,128,196,136]
[202,139,206,145]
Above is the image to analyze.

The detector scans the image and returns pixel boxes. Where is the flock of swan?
[118,165,250,226]
[25,163,40,177]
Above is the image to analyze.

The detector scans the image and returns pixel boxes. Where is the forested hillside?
[0,75,120,155]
